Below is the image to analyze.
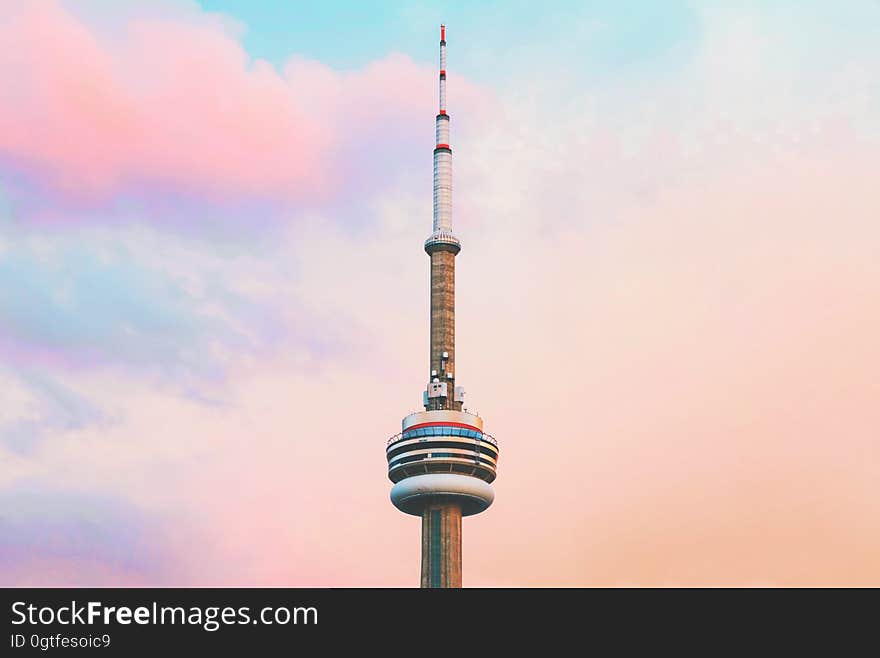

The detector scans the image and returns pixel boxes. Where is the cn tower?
[386,25,499,588]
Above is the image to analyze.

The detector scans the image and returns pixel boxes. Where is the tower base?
[421,502,462,588]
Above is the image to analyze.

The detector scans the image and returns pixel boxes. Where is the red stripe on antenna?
[441,25,445,41]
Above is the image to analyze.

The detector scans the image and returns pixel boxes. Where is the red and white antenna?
[433,24,452,233]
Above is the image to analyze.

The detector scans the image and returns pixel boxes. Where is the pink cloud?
[0,1,492,209]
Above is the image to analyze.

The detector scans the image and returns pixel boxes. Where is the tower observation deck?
[386,24,499,589]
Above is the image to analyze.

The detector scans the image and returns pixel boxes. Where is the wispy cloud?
[0,369,105,453]
[0,485,177,586]
[0,1,492,222]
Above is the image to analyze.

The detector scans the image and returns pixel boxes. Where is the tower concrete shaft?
[421,502,462,588]
[428,247,461,412]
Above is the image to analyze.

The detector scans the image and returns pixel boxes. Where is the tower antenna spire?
[433,23,452,234]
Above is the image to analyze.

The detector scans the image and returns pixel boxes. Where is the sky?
[1,0,878,586]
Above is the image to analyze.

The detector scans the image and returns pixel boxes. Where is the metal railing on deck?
[387,431,498,448]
